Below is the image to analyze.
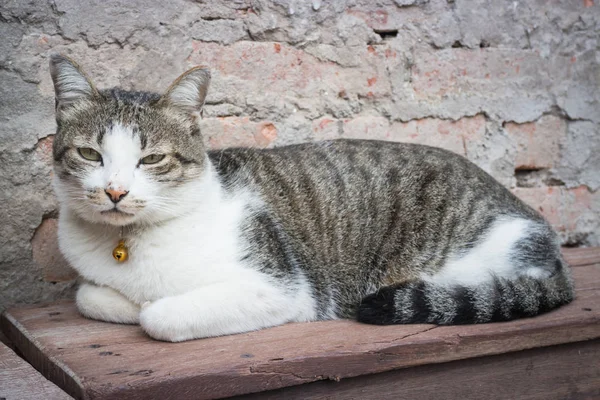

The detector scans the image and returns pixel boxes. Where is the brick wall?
[1,0,599,310]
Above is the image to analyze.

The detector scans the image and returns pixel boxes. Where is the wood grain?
[1,248,599,400]
[0,341,73,400]
[233,339,600,400]
[0,328,14,350]
[563,246,600,267]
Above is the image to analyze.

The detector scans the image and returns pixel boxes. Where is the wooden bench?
[2,247,599,400]
[0,341,73,400]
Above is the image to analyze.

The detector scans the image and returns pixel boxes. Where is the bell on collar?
[113,239,129,263]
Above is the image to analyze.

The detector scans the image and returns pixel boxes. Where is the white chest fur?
[58,181,254,305]
[59,177,319,341]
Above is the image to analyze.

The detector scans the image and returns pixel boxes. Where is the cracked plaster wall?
[0,0,599,311]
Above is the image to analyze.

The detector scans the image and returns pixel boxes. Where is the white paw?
[139,298,192,342]
[76,283,140,324]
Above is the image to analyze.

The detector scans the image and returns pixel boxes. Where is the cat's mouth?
[101,208,134,216]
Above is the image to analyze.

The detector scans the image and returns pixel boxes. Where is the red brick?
[337,115,486,156]
[200,117,278,149]
[390,115,486,157]
[255,122,278,147]
[342,116,389,141]
[312,117,340,140]
[187,41,390,100]
[31,218,78,283]
[512,186,595,234]
[505,115,566,170]
[34,135,55,168]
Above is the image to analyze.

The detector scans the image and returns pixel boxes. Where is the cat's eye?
[78,148,102,162]
[140,154,165,165]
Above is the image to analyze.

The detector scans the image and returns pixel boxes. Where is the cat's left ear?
[160,66,211,116]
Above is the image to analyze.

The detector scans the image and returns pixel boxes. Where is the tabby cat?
[50,54,574,342]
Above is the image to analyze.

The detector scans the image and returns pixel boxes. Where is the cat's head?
[50,54,211,226]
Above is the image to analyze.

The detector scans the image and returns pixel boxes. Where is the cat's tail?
[357,259,574,325]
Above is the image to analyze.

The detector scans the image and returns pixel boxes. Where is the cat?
[50,54,574,342]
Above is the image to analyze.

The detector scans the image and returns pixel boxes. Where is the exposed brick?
[505,115,567,170]
[342,116,390,141]
[337,115,486,156]
[255,122,278,147]
[390,115,486,157]
[312,117,341,140]
[200,117,278,149]
[512,186,597,237]
[34,135,54,165]
[187,41,391,104]
[31,218,78,283]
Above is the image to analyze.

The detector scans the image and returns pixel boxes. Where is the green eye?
[78,148,102,162]
[140,154,165,165]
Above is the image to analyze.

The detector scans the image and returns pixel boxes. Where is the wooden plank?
[563,247,600,267]
[573,263,600,291]
[0,328,14,350]
[234,339,600,400]
[0,341,73,400]
[1,257,599,399]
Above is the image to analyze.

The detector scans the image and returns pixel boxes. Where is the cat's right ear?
[49,54,97,115]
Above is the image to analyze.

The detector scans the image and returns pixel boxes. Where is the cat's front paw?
[76,283,140,324]
[139,298,193,342]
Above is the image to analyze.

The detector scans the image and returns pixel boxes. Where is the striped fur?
[51,55,575,341]
[358,259,573,325]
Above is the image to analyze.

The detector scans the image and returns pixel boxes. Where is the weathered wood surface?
[234,339,600,400]
[563,246,600,267]
[1,248,599,400]
[0,328,14,350]
[0,341,73,400]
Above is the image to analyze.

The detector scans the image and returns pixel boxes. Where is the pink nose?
[105,188,128,203]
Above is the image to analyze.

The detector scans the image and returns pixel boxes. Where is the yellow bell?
[112,239,129,263]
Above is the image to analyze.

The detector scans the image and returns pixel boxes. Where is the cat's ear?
[160,66,211,116]
[49,54,97,114]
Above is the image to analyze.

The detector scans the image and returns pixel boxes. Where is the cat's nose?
[105,188,129,203]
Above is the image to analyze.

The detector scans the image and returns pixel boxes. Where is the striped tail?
[357,260,574,325]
